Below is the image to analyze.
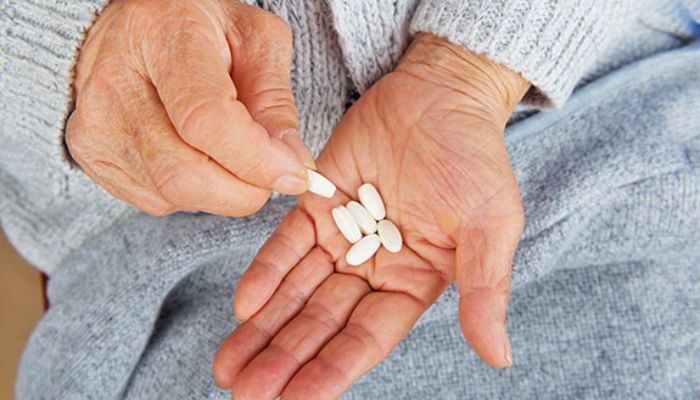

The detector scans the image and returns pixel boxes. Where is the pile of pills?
[307,170,403,266]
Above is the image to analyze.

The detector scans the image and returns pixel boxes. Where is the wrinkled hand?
[66,0,315,217]
[213,34,530,399]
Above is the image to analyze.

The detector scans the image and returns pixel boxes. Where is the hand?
[213,34,530,399]
[66,0,315,217]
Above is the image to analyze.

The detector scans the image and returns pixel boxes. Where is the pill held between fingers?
[358,183,386,220]
[346,201,377,234]
[345,234,381,266]
[377,219,402,253]
[307,169,336,198]
[331,206,362,243]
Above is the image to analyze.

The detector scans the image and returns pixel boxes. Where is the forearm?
[410,0,627,107]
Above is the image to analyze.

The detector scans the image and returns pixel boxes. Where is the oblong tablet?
[307,169,336,198]
[346,201,377,234]
[331,205,362,243]
[377,219,402,253]
[358,183,385,220]
[345,234,381,266]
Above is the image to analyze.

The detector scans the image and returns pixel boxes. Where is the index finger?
[147,29,308,194]
[281,291,428,399]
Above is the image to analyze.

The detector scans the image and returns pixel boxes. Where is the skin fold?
[213,33,530,399]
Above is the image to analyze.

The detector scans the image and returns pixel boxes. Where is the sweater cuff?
[1,0,110,157]
[410,0,624,108]
[0,0,117,272]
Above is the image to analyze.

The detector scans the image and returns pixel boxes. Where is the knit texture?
[2,0,700,398]
[0,0,134,273]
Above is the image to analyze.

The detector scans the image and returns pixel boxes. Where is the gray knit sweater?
[3,0,700,398]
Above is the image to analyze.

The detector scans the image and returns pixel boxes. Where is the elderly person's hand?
[66,0,315,216]
[213,33,530,399]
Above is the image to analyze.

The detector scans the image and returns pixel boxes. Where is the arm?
[214,33,531,398]
[410,0,626,107]
[0,0,310,273]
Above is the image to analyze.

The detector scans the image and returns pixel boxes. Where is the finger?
[147,27,308,194]
[281,290,430,400]
[232,273,371,400]
[77,161,175,217]
[228,6,315,169]
[132,80,272,216]
[454,224,520,368]
[233,207,316,321]
[65,88,176,217]
[213,247,334,388]
[234,179,360,322]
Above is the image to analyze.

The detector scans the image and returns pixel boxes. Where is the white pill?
[345,234,381,266]
[358,183,385,220]
[331,206,362,243]
[307,169,336,198]
[346,201,377,234]
[377,220,402,253]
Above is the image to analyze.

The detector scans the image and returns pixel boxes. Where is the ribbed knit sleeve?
[0,1,133,274]
[410,1,627,107]
[1,1,109,150]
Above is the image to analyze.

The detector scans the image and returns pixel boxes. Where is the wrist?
[396,33,530,127]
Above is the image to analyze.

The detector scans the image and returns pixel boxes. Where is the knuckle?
[243,10,292,50]
[149,157,194,203]
[123,1,216,68]
[174,96,225,147]
[88,56,124,82]
[122,0,166,20]
[144,203,177,217]
[263,13,292,38]
[66,84,122,165]
[231,147,266,181]
[263,17,293,56]
[65,112,99,167]
[276,278,306,307]
[249,86,296,115]
[164,20,201,53]
[65,114,86,157]
[120,0,172,37]
[122,0,148,14]
[238,190,270,216]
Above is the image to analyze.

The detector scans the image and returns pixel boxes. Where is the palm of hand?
[213,69,524,399]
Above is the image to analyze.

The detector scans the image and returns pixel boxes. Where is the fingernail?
[504,336,513,368]
[279,129,316,170]
[273,173,308,194]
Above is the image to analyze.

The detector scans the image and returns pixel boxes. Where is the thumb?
[229,6,315,169]
[454,223,521,368]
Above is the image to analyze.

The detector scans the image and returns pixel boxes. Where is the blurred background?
[0,231,44,399]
